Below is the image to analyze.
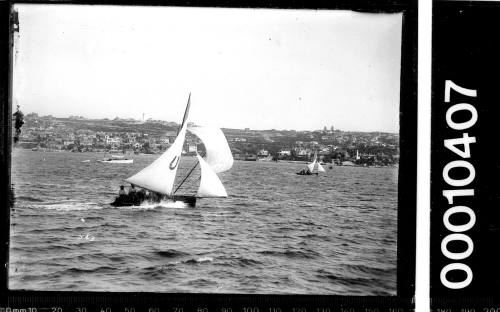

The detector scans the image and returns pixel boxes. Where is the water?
[9,149,398,295]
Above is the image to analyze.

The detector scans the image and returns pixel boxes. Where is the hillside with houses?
[15,113,399,166]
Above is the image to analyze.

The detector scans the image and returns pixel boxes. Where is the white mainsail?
[307,152,318,172]
[307,161,316,172]
[125,123,187,195]
[196,153,228,197]
[125,95,191,196]
[188,126,233,173]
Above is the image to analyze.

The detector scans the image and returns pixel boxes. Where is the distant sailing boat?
[297,152,325,175]
[111,94,233,207]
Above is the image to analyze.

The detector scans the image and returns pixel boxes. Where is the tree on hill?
[13,105,24,143]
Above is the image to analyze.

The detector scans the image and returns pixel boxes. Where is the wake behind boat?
[111,93,233,207]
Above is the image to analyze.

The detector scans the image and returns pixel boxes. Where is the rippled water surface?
[9,149,398,295]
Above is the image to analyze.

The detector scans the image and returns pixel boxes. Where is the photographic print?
[9,5,402,295]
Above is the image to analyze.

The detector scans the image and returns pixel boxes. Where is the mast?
[173,93,197,194]
[178,92,191,135]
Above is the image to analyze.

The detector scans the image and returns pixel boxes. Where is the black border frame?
[0,0,417,310]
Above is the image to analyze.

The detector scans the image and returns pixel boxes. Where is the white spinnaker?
[196,153,228,197]
[125,124,187,196]
[188,126,233,173]
[317,163,326,172]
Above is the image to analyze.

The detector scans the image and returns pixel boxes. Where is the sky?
[13,5,402,132]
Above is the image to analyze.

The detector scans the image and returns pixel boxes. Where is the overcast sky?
[13,5,402,132]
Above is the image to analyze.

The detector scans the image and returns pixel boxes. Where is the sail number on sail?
[439,80,478,290]
[169,156,180,170]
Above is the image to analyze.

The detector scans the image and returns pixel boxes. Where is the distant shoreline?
[13,147,398,169]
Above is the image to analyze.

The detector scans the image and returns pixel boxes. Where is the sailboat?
[110,94,233,207]
[296,152,326,175]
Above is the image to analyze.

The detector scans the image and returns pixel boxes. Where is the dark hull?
[296,172,318,175]
[110,194,196,207]
[171,195,197,207]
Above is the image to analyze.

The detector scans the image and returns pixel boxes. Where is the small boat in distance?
[99,154,133,164]
[297,152,326,175]
[111,93,233,207]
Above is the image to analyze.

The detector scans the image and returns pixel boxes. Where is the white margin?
[416,0,431,311]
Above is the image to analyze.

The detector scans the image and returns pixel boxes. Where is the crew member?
[137,187,147,201]
[129,184,138,203]
[118,185,127,196]
[129,184,137,194]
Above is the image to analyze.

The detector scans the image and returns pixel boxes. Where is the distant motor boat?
[99,153,133,163]
[81,159,91,163]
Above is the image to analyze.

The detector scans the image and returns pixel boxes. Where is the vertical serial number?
[440,80,478,289]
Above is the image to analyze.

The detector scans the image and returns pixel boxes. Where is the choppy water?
[9,149,397,295]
